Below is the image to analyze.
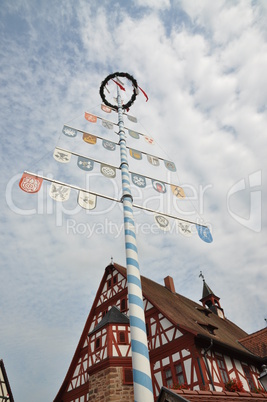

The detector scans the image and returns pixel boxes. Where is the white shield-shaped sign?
[147,155,160,166]
[102,120,114,130]
[53,148,71,163]
[154,214,170,231]
[152,180,166,193]
[78,191,96,210]
[62,125,77,137]
[49,183,70,202]
[177,220,192,237]
[19,173,43,193]
[127,115,137,123]
[100,164,116,179]
[102,140,116,151]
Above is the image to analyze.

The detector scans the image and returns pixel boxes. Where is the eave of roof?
[165,387,267,401]
[239,327,267,359]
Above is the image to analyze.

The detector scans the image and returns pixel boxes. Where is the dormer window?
[196,307,211,317]
[198,323,218,335]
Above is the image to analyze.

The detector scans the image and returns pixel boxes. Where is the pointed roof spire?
[88,306,129,335]
[199,271,225,318]
[199,271,215,299]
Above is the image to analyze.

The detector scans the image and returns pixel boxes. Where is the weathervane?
[19,71,213,402]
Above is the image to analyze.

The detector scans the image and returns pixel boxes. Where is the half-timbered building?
[54,262,267,402]
[0,359,15,402]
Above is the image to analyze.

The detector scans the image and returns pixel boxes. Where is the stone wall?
[89,367,134,401]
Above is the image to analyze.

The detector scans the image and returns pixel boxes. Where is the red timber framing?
[0,359,15,402]
[54,263,266,402]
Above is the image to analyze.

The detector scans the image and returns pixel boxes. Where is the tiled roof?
[239,328,267,358]
[162,387,267,401]
[113,263,256,357]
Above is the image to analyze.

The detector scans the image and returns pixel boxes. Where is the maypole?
[116,85,154,401]
[19,71,213,402]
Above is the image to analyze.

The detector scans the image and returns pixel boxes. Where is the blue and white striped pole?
[117,87,154,402]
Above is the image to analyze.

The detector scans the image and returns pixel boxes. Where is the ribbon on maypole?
[100,72,154,402]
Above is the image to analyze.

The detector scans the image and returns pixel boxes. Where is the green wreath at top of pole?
[99,72,138,110]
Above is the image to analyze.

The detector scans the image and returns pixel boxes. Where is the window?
[175,363,185,385]
[118,331,127,344]
[123,368,133,385]
[146,322,150,337]
[108,275,117,288]
[164,368,173,388]
[120,298,127,312]
[95,338,101,350]
[242,364,255,391]
[216,356,229,383]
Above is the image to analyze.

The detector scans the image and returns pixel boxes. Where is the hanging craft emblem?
[83,133,97,144]
[102,140,116,151]
[177,220,192,237]
[78,191,96,210]
[127,115,137,123]
[77,156,94,171]
[101,104,112,113]
[62,126,77,137]
[154,214,170,231]
[84,112,97,123]
[19,173,43,193]
[152,180,166,193]
[102,120,114,130]
[128,130,140,139]
[49,183,70,202]
[147,155,160,166]
[100,164,116,178]
[129,148,142,160]
[53,148,71,163]
[131,173,146,188]
[171,185,185,199]
[164,160,177,172]
[144,136,155,145]
[196,225,213,243]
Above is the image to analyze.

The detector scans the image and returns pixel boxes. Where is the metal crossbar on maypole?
[116,84,154,401]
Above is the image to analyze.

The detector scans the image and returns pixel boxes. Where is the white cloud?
[0,1,266,401]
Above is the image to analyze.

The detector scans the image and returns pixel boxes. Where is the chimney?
[164,276,176,293]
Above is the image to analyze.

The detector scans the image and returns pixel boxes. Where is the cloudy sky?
[0,1,266,400]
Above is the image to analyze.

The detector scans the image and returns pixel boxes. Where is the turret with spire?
[199,271,225,319]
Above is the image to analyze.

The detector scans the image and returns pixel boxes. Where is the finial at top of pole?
[99,72,148,111]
